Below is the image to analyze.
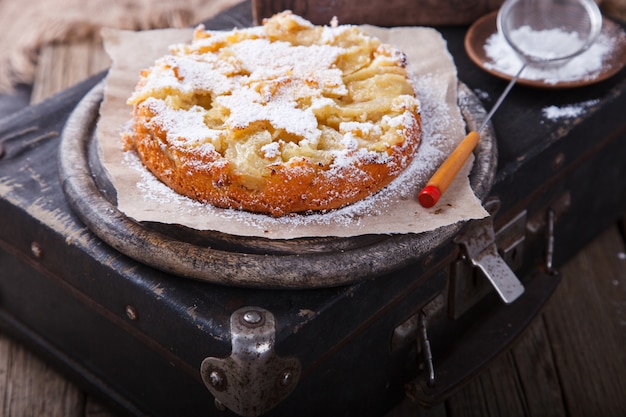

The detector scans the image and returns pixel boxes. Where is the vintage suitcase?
[1,2,625,416]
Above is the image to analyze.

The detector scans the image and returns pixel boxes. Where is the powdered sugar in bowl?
[465,1,626,88]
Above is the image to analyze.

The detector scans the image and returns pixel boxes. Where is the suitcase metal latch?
[200,307,301,417]
[454,203,525,304]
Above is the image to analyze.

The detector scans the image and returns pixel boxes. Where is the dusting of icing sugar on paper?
[542,99,600,120]
[98,26,489,239]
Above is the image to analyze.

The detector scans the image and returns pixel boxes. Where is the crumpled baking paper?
[96,25,488,239]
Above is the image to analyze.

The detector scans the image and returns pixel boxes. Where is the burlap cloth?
[0,0,241,93]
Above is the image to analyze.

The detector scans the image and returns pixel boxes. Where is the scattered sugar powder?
[142,98,221,146]
[542,99,599,120]
[321,23,352,44]
[473,88,490,101]
[338,121,382,147]
[260,141,280,158]
[230,38,345,97]
[340,133,359,150]
[125,151,201,208]
[216,86,322,140]
[484,27,615,84]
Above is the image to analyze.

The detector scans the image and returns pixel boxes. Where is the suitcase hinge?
[201,307,301,417]
[453,199,525,304]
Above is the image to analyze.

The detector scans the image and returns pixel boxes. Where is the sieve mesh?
[497,0,603,64]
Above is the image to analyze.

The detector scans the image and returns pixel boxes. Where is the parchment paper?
[97,25,488,239]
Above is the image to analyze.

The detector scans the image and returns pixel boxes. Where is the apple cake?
[122,11,422,216]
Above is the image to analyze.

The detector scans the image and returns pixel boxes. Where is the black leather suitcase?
[0,2,625,416]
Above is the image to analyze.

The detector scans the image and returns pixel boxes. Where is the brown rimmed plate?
[465,11,626,88]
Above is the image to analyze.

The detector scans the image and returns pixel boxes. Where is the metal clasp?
[201,307,301,417]
[454,200,525,304]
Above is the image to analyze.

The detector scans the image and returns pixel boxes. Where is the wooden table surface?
[1,23,625,417]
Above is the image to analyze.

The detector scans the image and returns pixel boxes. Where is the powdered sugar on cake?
[128,20,415,172]
[123,71,446,231]
[132,33,349,143]
[142,98,223,146]
[122,11,424,217]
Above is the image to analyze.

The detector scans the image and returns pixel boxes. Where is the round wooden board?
[58,82,497,289]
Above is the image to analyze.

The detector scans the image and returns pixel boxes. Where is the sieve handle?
[418,131,480,208]
[418,64,526,208]
[478,63,527,132]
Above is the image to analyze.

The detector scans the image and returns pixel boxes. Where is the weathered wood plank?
[2,39,118,417]
[0,334,85,417]
[541,226,626,416]
[30,43,67,104]
[444,350,528,417]
[445,373,496,417]
[509,317,567,416]
[30,39,110,104]
[476,352,528,416]
[441,225,626,417]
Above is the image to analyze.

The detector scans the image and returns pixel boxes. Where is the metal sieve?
[498,0,603,66]
[479,0,603,132]
[418,0,602,208]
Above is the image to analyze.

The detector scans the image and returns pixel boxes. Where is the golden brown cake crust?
[124,11,422,217]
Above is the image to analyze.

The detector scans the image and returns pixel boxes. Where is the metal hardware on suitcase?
[1,2,625,416]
